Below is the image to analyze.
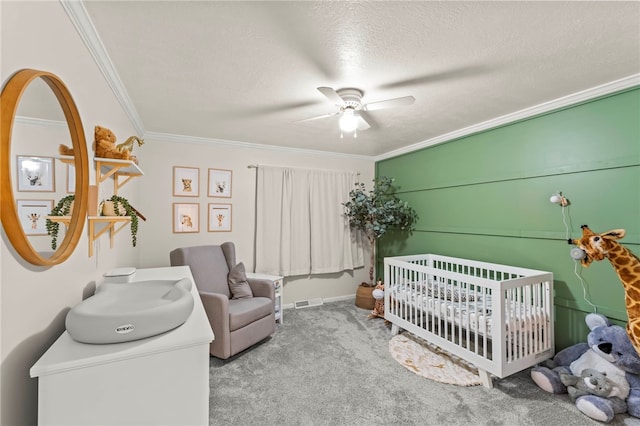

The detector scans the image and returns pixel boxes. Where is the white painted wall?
[137,138,374,305]
[1,2,374,425]
[1,2,139,425]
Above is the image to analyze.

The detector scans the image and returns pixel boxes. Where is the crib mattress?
[388,282,549,336]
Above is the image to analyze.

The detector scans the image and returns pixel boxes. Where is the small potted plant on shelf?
[101,195,139,247]
[46,194,75,250]
[343,176,418,309]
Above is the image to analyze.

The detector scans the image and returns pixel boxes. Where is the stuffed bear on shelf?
[58,143,74,157]
[94,125,132,161]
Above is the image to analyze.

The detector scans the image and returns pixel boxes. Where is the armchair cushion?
[228,297,274,331]
[228,262,252,299]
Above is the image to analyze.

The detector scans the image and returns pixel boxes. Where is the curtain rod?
[247,164,359,175]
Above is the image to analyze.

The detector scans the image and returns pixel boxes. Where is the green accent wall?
[376,88,640,350]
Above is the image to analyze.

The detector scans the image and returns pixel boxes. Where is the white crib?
[384,254,554,388]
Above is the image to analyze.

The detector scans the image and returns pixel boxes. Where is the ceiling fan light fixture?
[306,86,412,138]
[339,108,358,133]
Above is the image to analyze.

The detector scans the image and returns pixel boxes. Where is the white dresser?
[30,266,215,426]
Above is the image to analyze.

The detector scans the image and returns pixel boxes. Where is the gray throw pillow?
[228,262,253,299]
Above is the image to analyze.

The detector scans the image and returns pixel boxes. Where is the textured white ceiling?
[81,1,640,157]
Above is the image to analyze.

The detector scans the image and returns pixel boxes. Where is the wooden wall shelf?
[88,216,131,257]
[94,158,143,195]
[45,215,72,227]
[88,158,143,256]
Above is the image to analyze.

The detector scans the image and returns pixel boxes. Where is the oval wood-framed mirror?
[1,69,89,266]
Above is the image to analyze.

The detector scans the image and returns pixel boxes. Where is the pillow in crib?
[452,289,476,303]
[228,262,253,299]
[427,285,476,302]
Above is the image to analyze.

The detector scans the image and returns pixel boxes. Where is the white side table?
[247,272,284,324]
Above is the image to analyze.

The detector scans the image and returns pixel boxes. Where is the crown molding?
[60,0,145,136]
[15,116,67,128]
[144,131,374,161]
[375,74,640,162]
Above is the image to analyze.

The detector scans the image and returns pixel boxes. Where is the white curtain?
[255,166,364,277]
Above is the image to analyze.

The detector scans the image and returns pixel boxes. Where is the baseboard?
[283,294,355,310]
[323,294,356,304]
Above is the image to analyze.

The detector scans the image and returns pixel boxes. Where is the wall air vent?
[294,298,323,309]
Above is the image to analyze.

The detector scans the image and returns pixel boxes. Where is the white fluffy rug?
[389,333,483,387]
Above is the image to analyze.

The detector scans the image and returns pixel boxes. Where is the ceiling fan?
[296,87,415,138]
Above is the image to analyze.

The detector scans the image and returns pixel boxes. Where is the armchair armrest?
[198,291,229,332]
[247,278,275,300]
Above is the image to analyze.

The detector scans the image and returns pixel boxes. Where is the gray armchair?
[170,243,276,359]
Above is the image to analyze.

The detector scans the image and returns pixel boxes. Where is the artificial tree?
[343,176,418,287]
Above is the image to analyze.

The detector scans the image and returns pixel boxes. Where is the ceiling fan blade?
[364,96,416,111]
[259,5,337,80]
[293,111,339,123]
[380,66,488,90]
[317,87,345,107]
[357,111,375,130]
[230,100,321,118]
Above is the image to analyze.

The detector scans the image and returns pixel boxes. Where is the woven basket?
[355,284,375,310]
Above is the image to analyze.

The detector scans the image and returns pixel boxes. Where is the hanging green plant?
[46,194,75,250]
[343,176,418,285]
[103,195,139,247]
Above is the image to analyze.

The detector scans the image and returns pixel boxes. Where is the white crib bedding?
[388,280,549,336]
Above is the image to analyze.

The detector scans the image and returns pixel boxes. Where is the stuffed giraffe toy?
[570,225,640,356]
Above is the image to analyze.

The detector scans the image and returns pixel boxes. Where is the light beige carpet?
[209,301,625,425]
[389,332,483,386]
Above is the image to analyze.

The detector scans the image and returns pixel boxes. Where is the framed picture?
[208,203,232,232]
[67,163,76,193]
[173,166,199,197]
[17,199,53,236]
[208,168,232,198]
[173,203,199,233]
[17,156,55,192]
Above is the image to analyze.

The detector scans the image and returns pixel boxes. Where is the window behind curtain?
[255,166,364,277]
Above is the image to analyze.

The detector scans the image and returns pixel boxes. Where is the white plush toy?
[368,280,385,319]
